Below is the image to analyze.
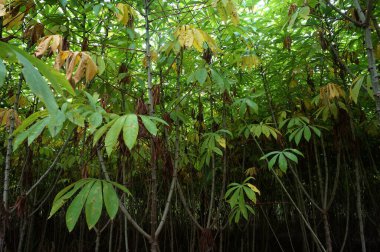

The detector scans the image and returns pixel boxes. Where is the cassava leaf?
[85,180,103,229]
[123,114,138,150]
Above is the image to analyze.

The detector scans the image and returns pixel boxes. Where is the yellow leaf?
[198,29,219,53]
[226,0,239,25]
[216,2,228,22]
[175,26,219,53]
[192,29,205,52]
[184,29,194,48]
[216,137,226,148]
[142,50,158,67]
[245,167,257,177]
[4,12,24,29]
[116,3,136,26]
[54,50,72,70]
[247,183,260,195]
[376,43,380,60]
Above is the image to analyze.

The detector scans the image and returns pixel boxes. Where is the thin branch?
[176,180,203,230]
[364,0,374,26]
[154,175,176,237]
[323,0,363,26]
[25,130,73,197]
[96,147,151,240]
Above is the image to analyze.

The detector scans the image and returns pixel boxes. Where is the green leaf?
[27,117,50,145]
[13,130,30,151]
[310,126,321,137]
[350,76,364,104]
[93,117,118,146]
[18,52,59,113]
[294,128,303,145]
[268,155,278,169]
[12,110,49,136]
[147,116,169,126]
[102,181,119,219]
[66,180,94,232]
[245,99,258,114]
[303,126,311,141]
[243,186,256,203]
[0,41,74,96]
[123,114,139,150]
[298,6,310,20]
[85,180,103,229]
[109,181,131,196]
[289,148,304,157]
[88,112,103,133]
[210,68,225,91]
[228,190,240,208]
[278,153,288,172]
[47,110,66,137]
[225,187,236,200]
[288,12,298,29]
[105,115,125,155]
[49,180,88,218]
[195,68,208,84]
[0,60,6,87]
[213,147,223,156]
[283,151,298,163]
[140,115,158,136]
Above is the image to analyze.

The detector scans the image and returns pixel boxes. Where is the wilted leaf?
[35,35,63,57]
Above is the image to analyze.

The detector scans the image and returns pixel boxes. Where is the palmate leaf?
[261,149,303,172]
[50,179,131,232]
[93,113,167,155]
[19,52,59,113]
[225,177,260,223]
[0,41,74,96]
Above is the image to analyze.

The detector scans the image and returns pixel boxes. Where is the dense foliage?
[0,0,379,251]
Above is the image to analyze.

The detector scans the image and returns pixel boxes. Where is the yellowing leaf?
[116,3,136,27]
[245,167,257,177]
[375,43,380,60]
[216,137,226,148]
[319,83,346,103]
[350,76,364,104]
[214,0,239,25]
[142,50,158,67]
[0,108,21,128]
[241,55,260,70]
[247,183,261,195]
[174,26,219,53]
[192,29,205,52]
